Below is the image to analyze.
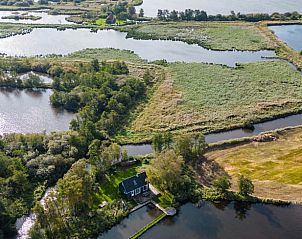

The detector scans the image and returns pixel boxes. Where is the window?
[131,191,134,197]
[135,188,141,195]
[143,185,148,191]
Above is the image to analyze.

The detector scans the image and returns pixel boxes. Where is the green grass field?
[205,127,302,202]
[96,164,143,203]
[96,18,126,26]
[131,61,302,137]
[127,22,275,51]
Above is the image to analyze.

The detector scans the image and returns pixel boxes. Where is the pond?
[98,204,162,239]
[0,88,74,135]
[19,71,53,83]
[0,10,72,24]
[269,25,302,51]
[140,202,302,239]
[0,28,275,67]
[137,0,302,17]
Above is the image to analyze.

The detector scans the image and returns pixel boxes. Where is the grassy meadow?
[130,61,302,139]
[205,127,302,202]
[127,22,275,51]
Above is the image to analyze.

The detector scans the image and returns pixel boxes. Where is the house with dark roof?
[119,172,149,198]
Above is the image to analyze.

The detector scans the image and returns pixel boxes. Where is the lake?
[137,0,302,17]
[140,202,302,239]
[0,28,275,67]
[0,88,74,134]
[269,25,302,51]
[0,10,72,24]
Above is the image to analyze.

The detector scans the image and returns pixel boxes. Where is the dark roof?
[120,172,147,193]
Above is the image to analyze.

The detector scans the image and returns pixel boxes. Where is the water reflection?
[0,88,74,134]
[99,204,162,239]
[140,202,302,239]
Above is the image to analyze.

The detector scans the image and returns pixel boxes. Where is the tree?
[152,133,164,153]
[91,59,100,72]
[238,175,254,197]
[175,134,193,161]
[213,176,230,193]
[148,150,184,191]
[175,133,207,161]
[138,8,144,18]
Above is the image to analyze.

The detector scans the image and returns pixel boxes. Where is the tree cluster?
[50,59,150,141]
[157,9,302,22]
[0,131,85,238]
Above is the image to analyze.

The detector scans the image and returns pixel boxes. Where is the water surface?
[0,10,72,24]
[98,204,162,239]
[0,88,74,134]
[123,113,302,156]
[15,187,56,239]
[19,71,53,83]
[140,202,302,239]
[137,0,302,17]
[269,25,302,51]
[0,28,275,66]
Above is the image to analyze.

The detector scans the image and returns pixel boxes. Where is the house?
[119,172,149,198]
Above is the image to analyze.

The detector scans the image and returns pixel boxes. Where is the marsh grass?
[131,61,302,137]
[127,22,275,51]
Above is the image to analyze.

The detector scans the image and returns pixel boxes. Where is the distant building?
[106,13,116,25]
[119,172,149,198]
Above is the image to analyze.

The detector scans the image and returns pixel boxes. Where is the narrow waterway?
[123,113,302,156]
[15,187,56,239]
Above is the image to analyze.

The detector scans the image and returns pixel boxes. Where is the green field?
[127,22,275,51]
[131,61,302,136]
[96,164,143,202]
[96,18,126,26]
[205,127,302,202]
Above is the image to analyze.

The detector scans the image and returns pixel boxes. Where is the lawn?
[126,22,275,51]
[131,60,302,137]
[204,127,302,202]
[96,163,144,203]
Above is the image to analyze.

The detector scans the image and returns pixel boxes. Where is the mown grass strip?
[128,213,167,239]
